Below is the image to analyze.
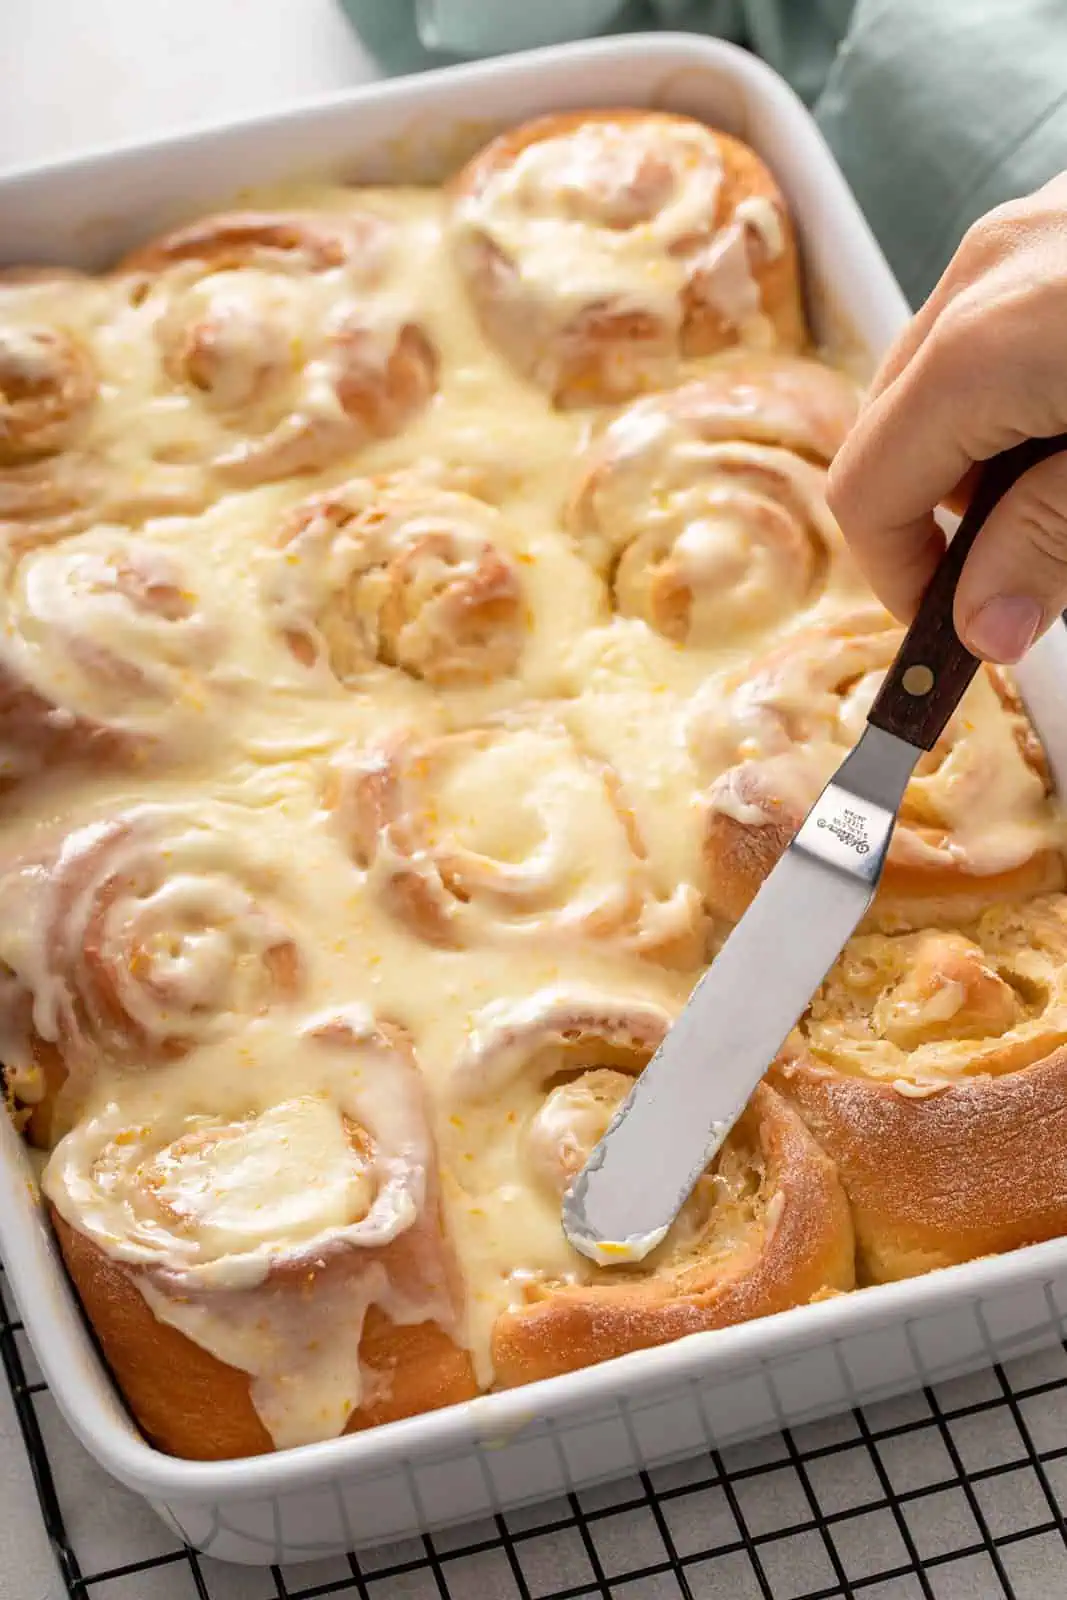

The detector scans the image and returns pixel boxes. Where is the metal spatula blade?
[562,430,1067,1267]
[561,724,916,1263]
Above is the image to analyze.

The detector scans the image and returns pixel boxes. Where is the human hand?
[826,173,1067,664]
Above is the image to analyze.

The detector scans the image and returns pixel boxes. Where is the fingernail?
[965,596,1043,663]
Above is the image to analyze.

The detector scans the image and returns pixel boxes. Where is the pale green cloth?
[817,0,1067,305]
[339,0,1067,305]
[340,1,851,104]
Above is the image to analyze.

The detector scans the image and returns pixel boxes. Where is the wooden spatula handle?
[867,431,1067,751]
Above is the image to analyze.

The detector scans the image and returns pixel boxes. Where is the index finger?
[825,354,969,618]
[824,301,1035,619]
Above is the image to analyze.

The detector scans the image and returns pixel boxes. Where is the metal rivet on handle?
[901,664,935,697]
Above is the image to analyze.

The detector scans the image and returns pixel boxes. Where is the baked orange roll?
[263,476,526,688]
[0,524,235,783]
[113,210,439,490]
[692,609,1066,928]
[44,1007,474,1458]
[774,898,1067,1283]
[450,111,804,407]
[326,716,707,964]
[0,269,105,542]
[446,988,854,1386]
[566,355,861,644]
[0,804,301,1145]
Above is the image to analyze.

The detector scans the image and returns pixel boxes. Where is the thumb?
[954,451,1067,663]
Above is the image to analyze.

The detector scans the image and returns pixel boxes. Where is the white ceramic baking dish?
[4,31,1067,1569]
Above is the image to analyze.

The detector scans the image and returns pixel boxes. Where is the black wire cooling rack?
[6,1267,1067,1599]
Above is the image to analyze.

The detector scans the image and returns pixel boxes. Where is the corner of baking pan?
[0,32,759,190]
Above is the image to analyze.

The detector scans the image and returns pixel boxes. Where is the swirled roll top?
[45,1012,431,1281]
[450,111,804,406]
[566,355,861,645]
[774,898,1067,1283]
[787,902,1067,1090]
[1,210,443,542]
[852,930,1021,1052]
[43,1009,471,1455]
[0,524,237,782]
[0,318,96,467]
[0,804,301,1140]
[326,717,707,964]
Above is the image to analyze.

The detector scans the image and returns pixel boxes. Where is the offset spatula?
[562,431,1067,1266]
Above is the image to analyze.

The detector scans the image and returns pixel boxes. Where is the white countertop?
[0,0,381,176]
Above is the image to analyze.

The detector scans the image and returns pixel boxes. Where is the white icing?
[0,171,1059,1454]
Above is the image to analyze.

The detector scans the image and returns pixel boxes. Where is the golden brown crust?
[450,110,805,407]
[772,901,1067,1281]
[52,1209,478,1460]
[45,1009,478,1458]
[492,1085,855,1386]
